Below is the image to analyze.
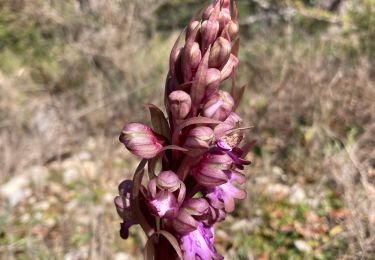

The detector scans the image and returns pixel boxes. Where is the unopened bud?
[202,91,234,121]
[205,68,221,98]
[156,171,181,192]
[119,123,165,159]
[228,21,239,39]
[189,42,202,71]
[168,90,192,119]
[221,0,231,10]
[201,20,219,53]
[186,20,200,39]
[184,126,214,150]
[219,9,231,31]
[220,54,238,81]
[202,3,214,20]
[209,37,231,68]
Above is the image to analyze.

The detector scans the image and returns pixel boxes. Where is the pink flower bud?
[156,171,181,191]
[201,20,219,53]
[221,0,231,10]
[184,126,214,150]
[209,37,231,68]
[202,91,234,121]
[205,68,222,98]
[168,90,192,119]
[186,20,201,40]
[227,21,239,39]
[202,3,214,20]
[192,152,232,187]
[219,9,231,31]
[119,123,165,159]
[220,54,238,81]
[189,42,202,72]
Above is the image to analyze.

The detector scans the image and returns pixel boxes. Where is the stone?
[289,185,306,205]
[294,240,312,252]
[0,175,30,206]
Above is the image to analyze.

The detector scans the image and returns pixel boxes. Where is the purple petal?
[215,139,232,151]
[205,170,247,213]
[180,223,223,260]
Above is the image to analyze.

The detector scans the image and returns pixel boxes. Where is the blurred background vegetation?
[0,0,374,259]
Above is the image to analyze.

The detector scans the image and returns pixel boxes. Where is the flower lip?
[149,190,179,218]
[205,170,247,213]
[180,223,223,260]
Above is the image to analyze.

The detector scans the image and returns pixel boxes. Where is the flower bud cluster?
[115,1,253,259]
[165,0,240,122]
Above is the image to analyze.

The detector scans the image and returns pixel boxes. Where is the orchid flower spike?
[114,1,254,259]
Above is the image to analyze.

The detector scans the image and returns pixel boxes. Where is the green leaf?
[144,235,157,260]
[147,104,171,141]
[158,230,183,259]
[190,46,211,116]
[131,159,155,237]
[233,84,246,111]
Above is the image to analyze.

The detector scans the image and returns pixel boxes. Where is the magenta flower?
[173,198,209,234]
[114,0,255,258]
[205,170,247,213]
[147,171,186,218]
[180,223,223,260]
[114,180,138,239]
[192,152,232,187]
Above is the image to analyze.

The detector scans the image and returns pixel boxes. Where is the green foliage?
[346,0,375,59]
[0,9,61,73]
